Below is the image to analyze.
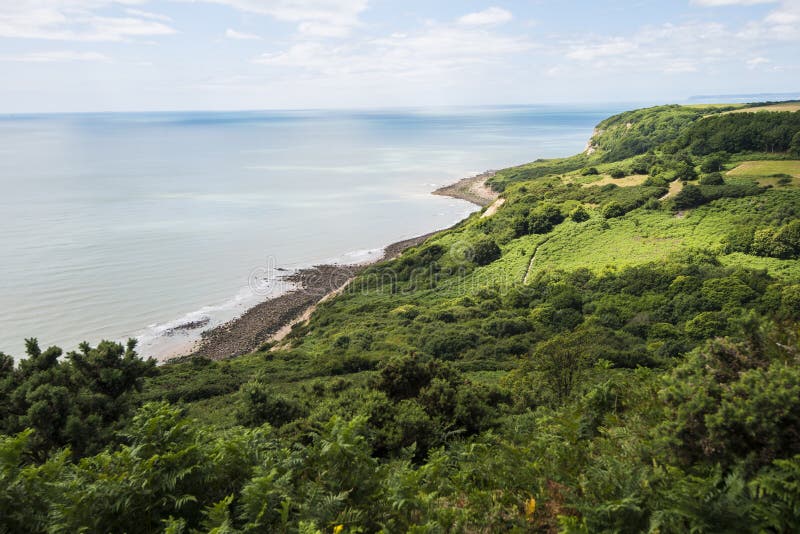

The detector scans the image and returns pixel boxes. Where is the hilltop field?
[2,103,800,533]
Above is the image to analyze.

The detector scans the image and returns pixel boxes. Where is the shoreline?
[163,173,499,364]
[432,170,498,207]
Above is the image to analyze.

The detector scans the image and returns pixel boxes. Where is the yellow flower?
[333,525,344,534]
[524,497,536,520]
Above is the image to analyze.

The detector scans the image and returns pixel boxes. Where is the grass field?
[727,160,800,186]
[683,103,746,110]
[728,102,800,113]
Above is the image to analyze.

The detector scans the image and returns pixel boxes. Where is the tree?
[601,201,625,219]
[472,237,502,265]
[531,334,591,405]
[570,205,590,222]
[791,131,800,157]
[773,220,800,259]
[527,204,564,234]
[674,161,698,182]
[700,154,726,173]
[673,184,705,209]
[699,172,725,186]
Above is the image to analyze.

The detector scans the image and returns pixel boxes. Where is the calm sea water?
[0,105,623,359]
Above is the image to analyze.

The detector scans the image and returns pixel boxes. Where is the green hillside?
[3,104,800,533]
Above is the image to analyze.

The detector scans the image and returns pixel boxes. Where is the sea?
[0,104,626,360]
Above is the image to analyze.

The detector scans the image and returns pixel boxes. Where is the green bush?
[236,381,306,427]
[791,131,800,157]
[526,204,565,234]
[700,154,726,173]
[601,201,626,219]
[699,172,725,185]
[472,237,502,265]
[570,205,590,222]
[674,161,698,182]
[672,184,705,209]
[685,311,728,339]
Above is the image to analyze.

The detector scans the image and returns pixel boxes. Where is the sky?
[0,0,798,112]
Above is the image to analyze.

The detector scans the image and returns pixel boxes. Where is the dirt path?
[481,197,506,218]
[660,179,683,200]
[522,238,550,284]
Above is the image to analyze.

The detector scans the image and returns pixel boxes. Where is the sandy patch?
[583,174,649,188]
[481,198,506,218]
[660,179,683,200]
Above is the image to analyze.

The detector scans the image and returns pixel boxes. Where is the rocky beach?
[165,176,499,363]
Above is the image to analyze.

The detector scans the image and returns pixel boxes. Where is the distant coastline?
[159,172,499,363]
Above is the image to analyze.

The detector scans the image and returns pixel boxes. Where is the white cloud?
[457,7,513,26]
[0,1,177,41]
[566,38,637,61]
[125,8,172,22]
[564,22,735,74]
[746,56,771,68]
[738,0,800,40]
[187,0,369,37]
[225,28,261,40]
[691,0,777,5]
[0,50,110,62]
[253,22,534,80]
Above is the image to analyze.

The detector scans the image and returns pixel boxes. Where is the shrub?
[700,154,726,173]
[527,204,565,234]
[374,355,452,400]
[570,205,590,222]
[725,225,755,253]
[484,317,531,338]
[582,167,599,176]
[236,381,305,427]
[781,285,800,318]
[472,237,502,266]
[601,201,625,219]
[333,335,350,350]
[685,311,728,339]
[423,328,479,359]
[699,172,725,185]
[789,130,800,156]
[674,161,699,182]
[701,277,756,309]
[673,184,705,209]
[751,221,800,259]
[774,220,800,258]
[643,197,661,210]
[610,168,626,179]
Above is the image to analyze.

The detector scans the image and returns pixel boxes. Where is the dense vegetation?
[2,105,800,533]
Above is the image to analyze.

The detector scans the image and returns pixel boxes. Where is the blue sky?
[0,0,798,112]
